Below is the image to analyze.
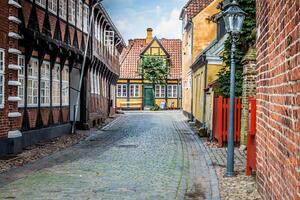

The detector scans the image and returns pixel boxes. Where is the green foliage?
[138,56,168,84]
[150,104,161,111]
[215,0,256,97]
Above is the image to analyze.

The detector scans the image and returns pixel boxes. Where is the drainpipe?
[190,21,194,121]
[202,57,208,129]
[72,1,102,134]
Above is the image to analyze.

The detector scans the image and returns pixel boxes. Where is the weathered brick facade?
[256,0,300,199]
[240,48,256,145]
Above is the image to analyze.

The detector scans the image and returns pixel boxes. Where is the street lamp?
[222,0,246,177]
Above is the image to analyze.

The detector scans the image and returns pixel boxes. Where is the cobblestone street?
[0,111,219,200]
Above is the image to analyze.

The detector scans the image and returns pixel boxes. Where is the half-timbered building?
[0,0,125,155]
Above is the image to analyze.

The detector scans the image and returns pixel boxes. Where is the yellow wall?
[191,0,221,61]
[192,68,205,123]
[192,63,223,123]
[182,0,221,117]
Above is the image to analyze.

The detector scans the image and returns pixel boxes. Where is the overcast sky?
[102,0,186,43]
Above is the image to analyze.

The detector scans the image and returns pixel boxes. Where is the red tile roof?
[120,38,182,79]
[183,0,214,19]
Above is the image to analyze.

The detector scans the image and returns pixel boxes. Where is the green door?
[144,86,154,108]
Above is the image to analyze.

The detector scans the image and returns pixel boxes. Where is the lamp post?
[222,0,246,177]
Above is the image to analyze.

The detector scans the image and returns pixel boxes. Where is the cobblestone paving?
[0,111,220,200]
[201,139,246,168]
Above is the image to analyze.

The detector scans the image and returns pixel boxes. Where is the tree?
[138,56,169,84]
[215,0,256,97]
[138,56,169,107]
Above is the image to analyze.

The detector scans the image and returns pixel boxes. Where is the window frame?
[117,84,127,98]
[167,85,178,98]
[130,84,140,98]
[59,0,67,20]
[35,0,46,8]
[83,4,89,33]
[68,0,76,25]
[48,0,57,14]
[27,58,39,107]
[0,49,5,108]
[52,64,61,106]
[155,85,166,98]
[18,55,25,108]
[77,0,83,30]
[62,66,69,106]
[40,61,51,107]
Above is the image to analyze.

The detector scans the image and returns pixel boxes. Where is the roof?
[120,38,182,79]
[180,0,214,20]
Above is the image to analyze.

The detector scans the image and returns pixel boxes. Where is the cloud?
[155,5,161,15]
[155,8,182,39]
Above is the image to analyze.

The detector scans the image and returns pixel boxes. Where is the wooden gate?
[212,96,242,147]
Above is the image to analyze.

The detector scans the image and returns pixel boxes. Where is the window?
[83,5,89,33]
[28,59,39,106]
[130,85,140,97]
[62,66,69,105]
[167,85,178,98]
[68,0,76,25]
[0,50,4,107]
[90,71,94,94]
[52,64,60,106]
[155,85,165,98]
[18,55,25,107]
[59,0,67,20]
[36,0,46,8]
[41,62,50,106]
[77,0,83,29]
[105,30,114,46]
[48,0,57,14]
[117,84,127,97]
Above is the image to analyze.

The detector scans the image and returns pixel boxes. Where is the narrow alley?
[0,111,219,200]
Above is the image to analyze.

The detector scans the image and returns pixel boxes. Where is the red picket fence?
[246,97,257,176]
[212,96,242,147]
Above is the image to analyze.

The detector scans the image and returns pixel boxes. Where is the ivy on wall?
[215,0,256,97]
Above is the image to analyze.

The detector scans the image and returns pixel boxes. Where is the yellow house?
[180,0,221,119]
[116,28,182,110]
[184,0,223,125]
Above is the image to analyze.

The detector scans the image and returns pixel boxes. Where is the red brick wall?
[256,0,300,199]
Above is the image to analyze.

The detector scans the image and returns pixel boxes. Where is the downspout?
[202,57,208,129]
[190,21,194,121]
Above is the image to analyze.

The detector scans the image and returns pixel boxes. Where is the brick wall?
[256,0,300,199]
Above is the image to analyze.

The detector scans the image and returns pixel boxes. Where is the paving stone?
[0,111,220,200]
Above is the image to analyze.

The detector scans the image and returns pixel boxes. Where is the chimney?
[146,28,153,44]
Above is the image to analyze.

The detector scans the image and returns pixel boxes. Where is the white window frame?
[0,49,5,108]
[62,66,69,106]
[130,84,140,97]
[90,71,94,94]
[167,85,178,98]
[18,55,25,107]
[83,4,89,33]
[40,61,51,107]
[48,0,57,14]
[77,0,83,30]
[35,0,46,8]
[59,0,67,20]
[155,85,165,98]
[27,58,39,107]
[52,64,61,106]
[117,84,127,98]
[68,0,76,25]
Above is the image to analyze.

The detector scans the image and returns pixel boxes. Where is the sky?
[102,0,186,43]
